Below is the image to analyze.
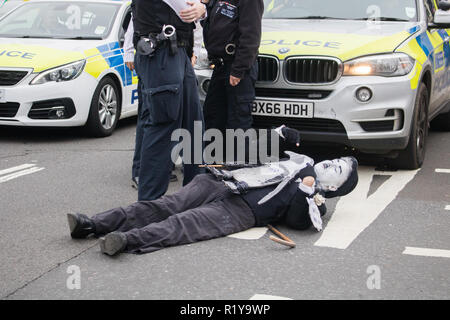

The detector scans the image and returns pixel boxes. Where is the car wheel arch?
[420,68,432,106]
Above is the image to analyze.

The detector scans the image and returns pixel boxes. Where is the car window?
[0,1,121,39]
[0,1,23,17]
[263,0,419,22]
[119,9,132,46]
[424,0,436,21]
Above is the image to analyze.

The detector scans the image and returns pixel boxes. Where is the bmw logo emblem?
[279,47,290,54]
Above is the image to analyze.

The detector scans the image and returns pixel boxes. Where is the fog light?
[55,109,65,118]
[356,87,373,102]
[48,106,66,119]
[202,79,210,94]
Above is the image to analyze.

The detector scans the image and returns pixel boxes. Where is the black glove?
[281,126,301,147]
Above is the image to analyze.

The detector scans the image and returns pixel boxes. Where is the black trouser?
[135,46,204,201]
[132,53,144,179]
[92,174,256,254]
[203,60,258,132]
[203,60,258,162]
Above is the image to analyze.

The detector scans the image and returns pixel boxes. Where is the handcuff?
[137,25,178,56]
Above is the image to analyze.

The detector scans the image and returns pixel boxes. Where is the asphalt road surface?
[0,118,449,300]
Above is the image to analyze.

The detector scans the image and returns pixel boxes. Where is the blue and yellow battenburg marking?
[84,42,137,87]
[399,26,450,89]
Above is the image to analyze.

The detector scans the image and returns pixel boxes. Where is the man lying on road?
[66,128,358,256]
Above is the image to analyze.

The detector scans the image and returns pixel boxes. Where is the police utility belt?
[209,43,236,68]
[137,25,189,57]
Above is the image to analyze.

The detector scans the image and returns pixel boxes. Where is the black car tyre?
[393,82,429,170]
[85,77,121,137]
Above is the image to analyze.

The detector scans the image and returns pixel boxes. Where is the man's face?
[314,157,353,191]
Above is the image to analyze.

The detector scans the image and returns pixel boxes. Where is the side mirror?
[439,1,450,11]
[429,8,450,28]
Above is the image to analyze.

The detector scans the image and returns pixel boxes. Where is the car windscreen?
[0,1,120,39]
[263,0,419,22]
[0,2,23,18]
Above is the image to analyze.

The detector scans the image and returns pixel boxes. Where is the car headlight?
[343,53,415,77]
[30,60,86,85]
[194,47,211,70]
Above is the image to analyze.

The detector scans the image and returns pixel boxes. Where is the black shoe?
[67,213,96,239]
[131,177,139,190]
[170,174,178,182]
[99,232,127,256]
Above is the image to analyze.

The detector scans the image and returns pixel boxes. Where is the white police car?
[0,0,138,136]
[195,0,450,169]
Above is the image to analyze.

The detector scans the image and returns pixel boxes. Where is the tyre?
[393,82,429,170]
[430,109,450,131]
[85,77,121,137]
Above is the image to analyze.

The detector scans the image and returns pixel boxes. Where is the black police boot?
[67,213,97,239]
[99,232,127,256]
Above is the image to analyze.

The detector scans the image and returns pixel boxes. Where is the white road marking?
[435,169,450,173]
[249,294,292,300]
[403,247,450,258]
[315,167,419,250]
[228,227,268,240]
[0,166,45,183]
[0,164,37,176]
[445,205,450,211]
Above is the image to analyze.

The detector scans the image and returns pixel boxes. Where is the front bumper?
[0,72,98,127]
[195,68,418,153]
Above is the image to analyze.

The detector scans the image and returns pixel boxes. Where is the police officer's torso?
[203,0,240,58]
[133,0,194,43]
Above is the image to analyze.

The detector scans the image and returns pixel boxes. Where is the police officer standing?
[201,0,264,161]
[133,0,207,201]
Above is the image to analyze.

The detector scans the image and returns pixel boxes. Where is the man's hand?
[180,1,206,23]
[191,55,197,67]
[126,61,135,71]
[281,126,301,147]
[229,75,241,86]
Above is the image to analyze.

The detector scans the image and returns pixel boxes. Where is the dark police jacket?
[132,0,195,56]
[241,164,327,229]
[201,0,264,78]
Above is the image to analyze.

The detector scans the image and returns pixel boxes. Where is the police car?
[0,0,25,17]
[195,0,450,169]
[0,0,138,137]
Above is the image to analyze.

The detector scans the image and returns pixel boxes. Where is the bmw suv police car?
[195,0,450,169]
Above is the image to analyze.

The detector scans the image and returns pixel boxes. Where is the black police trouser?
[135,46,204,201]
[91,174,256,254]
[132,53,144,179]
[203,60,258,131]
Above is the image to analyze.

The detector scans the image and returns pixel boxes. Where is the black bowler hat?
[323,157,359,199]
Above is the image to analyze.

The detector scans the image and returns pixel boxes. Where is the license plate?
[0,89,5,103]
[252,99,314,118]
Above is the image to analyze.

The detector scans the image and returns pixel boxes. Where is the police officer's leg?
[92,173,228,235]
[136,47,185,201]
[224,61,258,162]
[138,115,180,201]
[123,194,256,254]
[180,49,205,185]
[132,75,144,182]
[226,60,258,130]
[203,65,229,132]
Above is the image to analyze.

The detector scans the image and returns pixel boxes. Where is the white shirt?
[123,19,135,63]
